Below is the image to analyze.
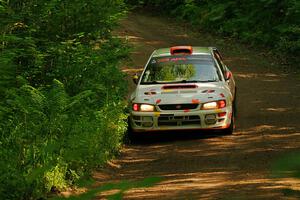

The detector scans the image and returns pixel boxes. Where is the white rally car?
[129,46,236,134]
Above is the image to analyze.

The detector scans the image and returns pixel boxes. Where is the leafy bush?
[0,0,129,199]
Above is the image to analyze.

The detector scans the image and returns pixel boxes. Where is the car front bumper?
[130,107,232,132]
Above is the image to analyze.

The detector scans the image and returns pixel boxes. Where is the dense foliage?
[128,0,300,61]
[0,0,129,199]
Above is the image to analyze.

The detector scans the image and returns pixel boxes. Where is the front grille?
[158,115,200,126]
[158,104,199,110]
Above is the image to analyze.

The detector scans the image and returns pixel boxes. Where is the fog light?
[142,116,153,121]
[141,116,153,127]
[142,122,153,127]
[205,114,217,125]
[135,121,142,126]
[133,116,140,120]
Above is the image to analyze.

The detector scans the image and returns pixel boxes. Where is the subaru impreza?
[129,46,236,134]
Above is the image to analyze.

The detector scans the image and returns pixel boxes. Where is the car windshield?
[140,55,221,84]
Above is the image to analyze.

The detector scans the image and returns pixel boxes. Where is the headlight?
[202,100,226,110]
[132,103,155,112]
[140,104,155,112]
[202,102,218,110]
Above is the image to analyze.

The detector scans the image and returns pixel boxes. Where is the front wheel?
[125,118,136,143]
[223,109,235,135]
[233,87,237,119]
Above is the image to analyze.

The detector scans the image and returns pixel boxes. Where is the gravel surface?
[93,12,300,200]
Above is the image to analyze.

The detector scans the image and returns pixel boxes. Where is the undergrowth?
[0,0,129,199]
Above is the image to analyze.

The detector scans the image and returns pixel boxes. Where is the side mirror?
[133,75,139,84]
[225,71,232,81]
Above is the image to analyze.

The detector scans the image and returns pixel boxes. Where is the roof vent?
[170,46,193,55]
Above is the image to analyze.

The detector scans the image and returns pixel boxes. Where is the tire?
[126,118,145,143]
[223,114,235,135]
[124,117,136,144]
[233,87,237,119]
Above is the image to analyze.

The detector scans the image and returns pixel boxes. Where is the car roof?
[152,46,212,57]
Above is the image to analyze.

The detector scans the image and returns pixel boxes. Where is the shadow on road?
[127,130,230,145]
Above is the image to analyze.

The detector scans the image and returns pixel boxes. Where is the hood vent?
[162,84,198,90]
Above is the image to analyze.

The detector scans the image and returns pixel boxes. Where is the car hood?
[131,82,232,105]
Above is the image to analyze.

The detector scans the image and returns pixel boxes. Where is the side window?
[213,50,226,78]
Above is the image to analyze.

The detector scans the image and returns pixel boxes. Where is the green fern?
[0,1,129,199]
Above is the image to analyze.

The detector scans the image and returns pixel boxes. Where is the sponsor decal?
[144,91,157,95]
[202,89,215,93]
[156,99,162,104]
[154,112,160,117]
[192,99,200,104]
[162,89,173,92]
[157,57,187,63]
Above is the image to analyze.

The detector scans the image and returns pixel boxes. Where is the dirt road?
[94,13,300,199]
